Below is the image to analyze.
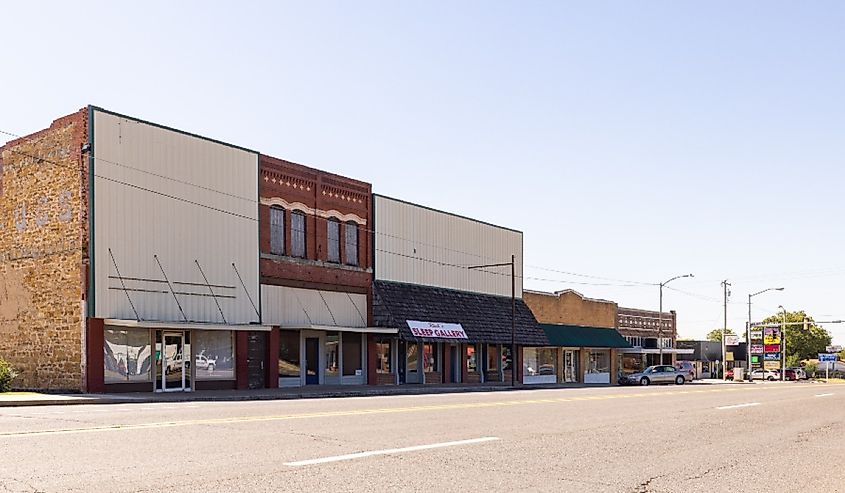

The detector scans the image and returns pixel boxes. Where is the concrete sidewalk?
[0,378,757,407]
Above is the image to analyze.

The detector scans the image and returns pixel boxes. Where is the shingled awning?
[541,324,631,349]
[373,280,548,346]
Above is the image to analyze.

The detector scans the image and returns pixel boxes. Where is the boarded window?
[344,221,358,266]
[291,210,306,258]
[327,218,340,263]
[269,206,285,255]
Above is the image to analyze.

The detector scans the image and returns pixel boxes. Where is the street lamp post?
[779,305,787,381]
[658,274,694,365]
[468,255,516,387]
[747,287,784,377]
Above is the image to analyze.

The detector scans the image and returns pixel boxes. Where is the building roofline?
[524,288,616,305]
[373,193,522,234]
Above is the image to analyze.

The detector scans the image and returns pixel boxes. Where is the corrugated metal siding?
[374,196,523,298]
[261,284,368,327]
[93,110,259,324]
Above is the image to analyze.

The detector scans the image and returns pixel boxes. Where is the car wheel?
[640,377,650,386]
[675,376,685,385]
[767,376,774,381]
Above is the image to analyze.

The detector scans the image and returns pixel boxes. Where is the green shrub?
[0,358,19,392]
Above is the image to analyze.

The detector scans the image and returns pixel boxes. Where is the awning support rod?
[232,263,259,319]
[154,254,188,322]
[108,248,140,322]
[195,259,227,324]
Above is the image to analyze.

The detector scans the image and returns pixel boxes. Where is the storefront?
[95,319,269,393]
[373,281,548,385]
[530,323,631,385]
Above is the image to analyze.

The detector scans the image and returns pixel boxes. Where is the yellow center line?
[0,384,820,438]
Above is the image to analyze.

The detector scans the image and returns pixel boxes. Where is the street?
[1,382,842,492]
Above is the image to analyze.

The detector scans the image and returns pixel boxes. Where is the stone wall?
[0,110,87,390]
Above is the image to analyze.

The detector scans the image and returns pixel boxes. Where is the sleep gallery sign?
[407,320,468,339]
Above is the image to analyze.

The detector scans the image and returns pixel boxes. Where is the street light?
[747,287,784,375]
[468,255,516,387]
[779,305,787,381]
[658,274,694,365]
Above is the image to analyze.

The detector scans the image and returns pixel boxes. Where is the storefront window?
[423,343,438,372]
[588,350,610,374]
[342,333,362,376]
[193,330,235,380]
[502,346,513,371]
[326,332,339,377]
[487,345,499,372]
[466,345,478,373]
[279,330,300,378]
[104,329,152,383]
[376,339,392,373]
[524,348,556,376]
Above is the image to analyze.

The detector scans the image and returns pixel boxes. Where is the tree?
[760,310,831,362]
[706,328,735,342]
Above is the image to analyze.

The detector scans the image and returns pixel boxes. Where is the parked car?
[778,368,797,381]
[725,369,734,381]
[619,365,686,386]
[750,369,779,381]
[675,361,696,381]
[788,367,808,380]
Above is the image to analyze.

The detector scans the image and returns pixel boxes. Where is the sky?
[2,1,845,342]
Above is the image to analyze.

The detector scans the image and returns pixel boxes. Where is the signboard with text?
[750,330,763,340]
[764,361,780,370]
[764,352,781,361]
[826,345,842,353]
[819,353,837,362]
[725,335,739,346]
[407,320,468,340]
[764,344,781,353]
[750,344,764,354]
[763,327,781,345]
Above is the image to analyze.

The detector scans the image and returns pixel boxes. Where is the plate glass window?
[278,330,300,378]
[325,332,339,378]
[327,218,340,263]
[291,210,306,258]
[104,328,152,383]
[344,222,358,266]
[423,343,438,372]
[269,206,285,255]
[376,339,392,373]
[342,333,362,376]
[466,345,478,373]
[193,330,235,380]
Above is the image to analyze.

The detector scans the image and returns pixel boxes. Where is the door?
[406,342,420,383]
[305,337,320,385]
[450,345,460,383]
[246,331,266,389]
[564,351,575,383]
[159,331,189,392]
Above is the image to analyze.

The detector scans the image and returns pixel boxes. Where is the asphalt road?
[1,381,842,492]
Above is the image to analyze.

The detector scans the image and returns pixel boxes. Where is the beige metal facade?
[261,284,368,328]
[92,110,260,324]
[374,195,523,298]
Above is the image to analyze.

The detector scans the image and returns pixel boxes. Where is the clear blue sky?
[3,1,844,342]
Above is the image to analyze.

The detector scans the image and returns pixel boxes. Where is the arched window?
[269,206,285,255]
[291,210,306,258]
[327,218,340,263]
[345,221,359,266]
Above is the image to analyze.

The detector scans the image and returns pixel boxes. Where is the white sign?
[826,345,842,353]
[725,335,739,346]
[407,320,468,340]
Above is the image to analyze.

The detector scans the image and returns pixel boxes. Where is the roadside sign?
[826,345,842,353]
[750,330,763,339]
[750,344,764,354]
[764,327,781,345]
[819,353,837,362]
[726,352,734,361]
[764,361,780,370]
[725,335,739,346]
[764,352,781,361]
[764,344,780,353]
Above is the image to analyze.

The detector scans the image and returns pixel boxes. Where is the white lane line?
[284,437,500,467]
[815,393,834,398]
[716,402,760,410]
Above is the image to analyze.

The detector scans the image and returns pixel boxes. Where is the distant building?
[617,307,692,372]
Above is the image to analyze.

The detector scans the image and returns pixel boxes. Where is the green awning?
[540,324,632,349]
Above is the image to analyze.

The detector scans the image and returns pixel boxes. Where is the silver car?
[623,365,686,386]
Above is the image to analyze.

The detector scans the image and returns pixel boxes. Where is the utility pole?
[779,305,787,381]
[721,280,731,380]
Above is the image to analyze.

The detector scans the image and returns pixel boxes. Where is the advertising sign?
[826,345,842,353]
[819,353,837,362]
[750,344,764,354]
[751,355,761,363]
[764,344,781,353]
[764,361,780,370]
[726,352,734,361]
[750,330,763,340]
[764,352,781,361]
[763,327,781,345]
[407,320,468,339]
[725,335,739,346]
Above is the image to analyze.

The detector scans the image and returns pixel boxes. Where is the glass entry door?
[157,331,190,392]
[406,342,420,383]
[564,350,576,383]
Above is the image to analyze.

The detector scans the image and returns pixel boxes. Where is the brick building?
[617,306,691,371]
[522,290,630,385]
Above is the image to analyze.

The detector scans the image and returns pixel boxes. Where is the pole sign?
[826,345,842,353]
[725,335,739,346]
[750,330,763,340]
[819,353,837,362]
[750,344,764,354]
[763,327,781,345]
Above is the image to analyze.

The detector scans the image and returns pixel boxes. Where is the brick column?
[235,331,248,390]
[266,327,279,388]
